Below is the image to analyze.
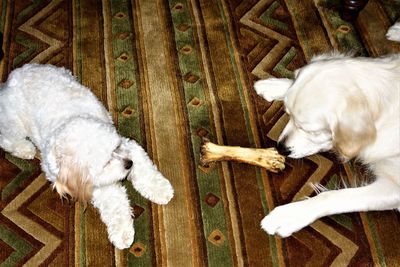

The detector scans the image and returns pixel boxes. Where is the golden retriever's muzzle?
[277,137,291,157]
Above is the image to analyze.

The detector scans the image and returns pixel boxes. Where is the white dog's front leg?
[254,78,293,102]
[0,135,36,159]
[91,184,135,249]
[262,178,400,237]
[124,139,174,205]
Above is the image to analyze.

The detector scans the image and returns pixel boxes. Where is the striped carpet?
[0,0,399,266]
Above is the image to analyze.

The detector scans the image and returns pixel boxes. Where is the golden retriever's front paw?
[261,201,317,237]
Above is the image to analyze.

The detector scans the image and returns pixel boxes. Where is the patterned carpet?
[0,0,399,266]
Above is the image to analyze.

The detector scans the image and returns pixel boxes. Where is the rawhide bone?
[200,138,285,172]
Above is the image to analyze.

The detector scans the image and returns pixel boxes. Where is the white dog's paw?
[386,23,400,42]
[261,201,317,237]
[91,183,136,249]
[151,177,174,205]
[12,140,36,159]
[254,78,293,102]
[109,220,135,250]
[137,172,174,205]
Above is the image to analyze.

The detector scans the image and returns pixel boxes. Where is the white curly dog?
[0,64,174,249]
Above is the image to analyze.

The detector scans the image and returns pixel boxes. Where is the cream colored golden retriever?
[255,52,400,237]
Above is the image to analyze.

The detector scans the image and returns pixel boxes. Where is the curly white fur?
[0,64,174,249]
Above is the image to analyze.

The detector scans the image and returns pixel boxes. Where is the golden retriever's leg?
[200,138,285,172]
[262,177,400,237]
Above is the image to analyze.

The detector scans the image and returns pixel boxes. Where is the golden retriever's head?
[277,92,376,160]
[255,53,377,160]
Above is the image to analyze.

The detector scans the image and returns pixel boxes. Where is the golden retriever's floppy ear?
[54,158,93,203]
[333,96,376,160]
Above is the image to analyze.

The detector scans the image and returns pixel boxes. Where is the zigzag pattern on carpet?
[0,0,399,266]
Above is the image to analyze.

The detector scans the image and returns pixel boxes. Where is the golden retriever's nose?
[124,159,133,170]
[277,141,291,157]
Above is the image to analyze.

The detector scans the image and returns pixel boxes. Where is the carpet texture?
[0,0,400,266]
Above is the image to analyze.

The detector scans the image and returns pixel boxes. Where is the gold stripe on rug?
[135,0,201,265]
[190,0,244,264]
[77,0,107,103]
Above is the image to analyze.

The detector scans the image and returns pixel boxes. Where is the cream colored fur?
[255,53,400,237]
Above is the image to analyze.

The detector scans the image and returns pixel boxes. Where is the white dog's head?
[49,118,134,202]
[255,53,379,160]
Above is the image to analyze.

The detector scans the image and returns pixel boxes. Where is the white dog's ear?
[254,78,293,102]
[333,97,376,160]
[54,158,93,203]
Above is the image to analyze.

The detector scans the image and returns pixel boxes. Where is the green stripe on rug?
[169,0,234,265]
[79,206,86,267]
[108,1,154,266]
[111,0,141,141]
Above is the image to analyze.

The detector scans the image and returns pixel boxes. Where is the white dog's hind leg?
[261,177,400,237]
[91,184,135,249]
[386,22,400,42]
[0,135,36,159]
[124,139,174,205]
[254,78,293,102]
